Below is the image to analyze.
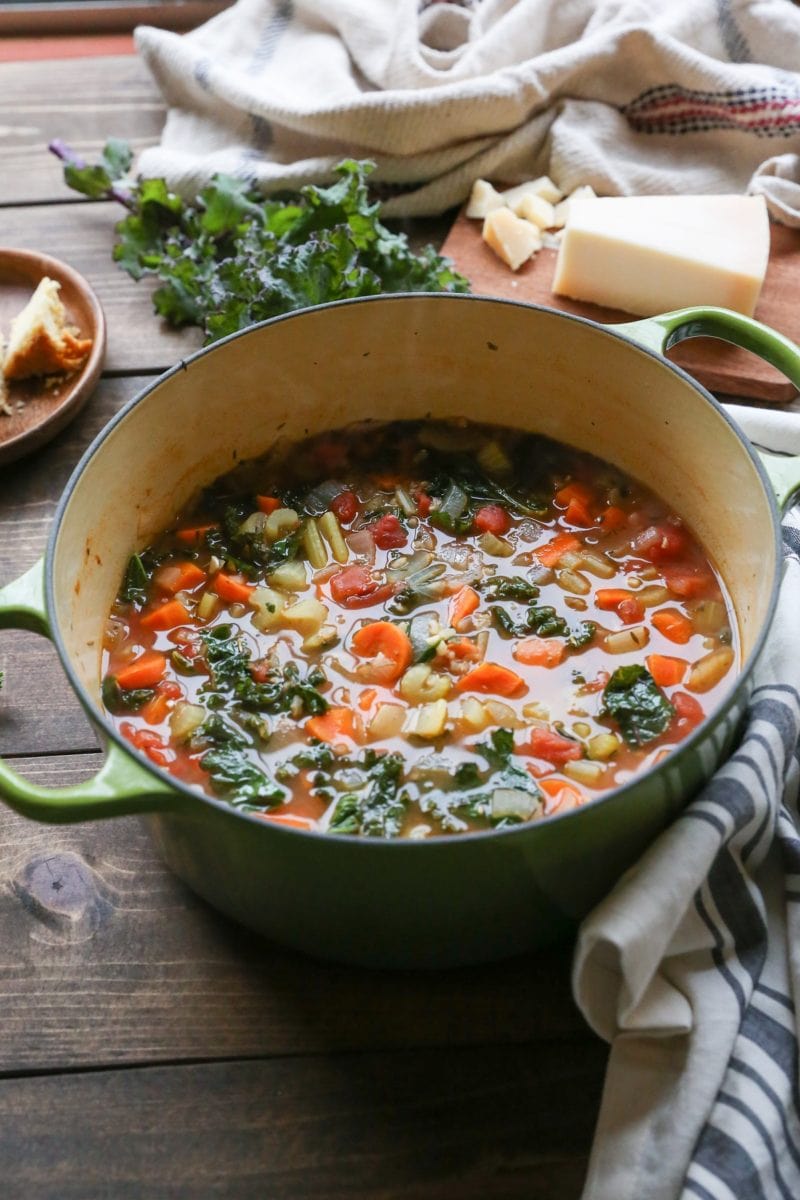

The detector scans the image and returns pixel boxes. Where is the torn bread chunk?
[3,277,93,381]
[482,207,542,271]
[466,179,506,219]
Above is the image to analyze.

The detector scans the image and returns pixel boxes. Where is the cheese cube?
[501,176,563,207]
[552,185,597,230]
[466,179,505,219]
[512,192,556,230]
[482,207,542,271]
[552,194,770,317]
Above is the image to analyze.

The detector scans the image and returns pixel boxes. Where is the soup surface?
[101,420,736,838]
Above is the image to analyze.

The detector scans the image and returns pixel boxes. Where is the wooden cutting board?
[440,210,800,402]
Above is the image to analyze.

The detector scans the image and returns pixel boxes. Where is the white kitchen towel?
[134,0,800,218]
[574,404,800,1200]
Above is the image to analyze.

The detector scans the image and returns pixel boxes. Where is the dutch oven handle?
[0,559,181,823]
[617,306,800,510]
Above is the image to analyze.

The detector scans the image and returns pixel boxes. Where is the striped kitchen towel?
[574,407,800,1200]
[134,0,800,220]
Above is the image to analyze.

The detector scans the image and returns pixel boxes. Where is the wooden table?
[0,52,609,1199]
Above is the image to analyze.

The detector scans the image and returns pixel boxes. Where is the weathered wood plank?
[0,202,202,371]
[0,376,150,757]
[0,1045,604,1199]
[0,751,594,1071]
[0,55,164,206]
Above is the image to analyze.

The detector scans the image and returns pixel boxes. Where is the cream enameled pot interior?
[52,296,776,704]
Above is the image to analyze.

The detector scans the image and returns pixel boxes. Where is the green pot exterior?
[0,294,793,968]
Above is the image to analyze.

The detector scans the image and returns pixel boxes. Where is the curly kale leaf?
[601,665,675,747]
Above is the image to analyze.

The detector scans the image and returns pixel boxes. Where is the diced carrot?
[646,653,688,687]
[595,588,634,611]
[140,691,171,725]
[257,812,316,830]
[116,651,167,690]
[155,560,207,594]
[305,707,362,745]
[521,727,583,766]
[358,688,378,712]
[652,608,693,644]
[140,599,191,631]
[617,597,645,624]
[512,636,566,668]
[538,777,586,815]
[256,495,282,514]
[565,497,593,527]
[600,506,627,531]
[448,585,480,629]
[556,481,594,507]
[448,638,482,661]
[175,523,218,545]
[534,532,580,568]
[351,621,413,683]
[456,661,526,697]
[213,572,255,604]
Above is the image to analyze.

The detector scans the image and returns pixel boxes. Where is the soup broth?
[101,419,736,838]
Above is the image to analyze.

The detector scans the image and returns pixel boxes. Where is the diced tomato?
[473,504,510,536]
[369,514,407,549]
[600,505,627,531]
[520,727,583,767]
[331,490,358,525]
[617,596,645,624]
[416,490,432,518]
[120,723,171,767]
[555,482,594,509]
[671,690,705,733]
[564,497,594,527]
[330,565,395,608]
[664,565,713,599]
[256,495,281,514]
[632,522,688,563]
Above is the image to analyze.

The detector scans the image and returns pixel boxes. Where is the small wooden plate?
[0,248,106,465]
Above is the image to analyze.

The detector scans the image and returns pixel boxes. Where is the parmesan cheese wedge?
[552,184,596,230]
[466,179,505,219]
[552,194,770,317]
[512,192,556,230]
[501,176,563,207]
[482,207,542,271]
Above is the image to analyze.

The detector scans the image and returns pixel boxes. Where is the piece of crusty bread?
[3,276,93,381]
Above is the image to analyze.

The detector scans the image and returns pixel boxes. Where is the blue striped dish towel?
[574,405,800,1199]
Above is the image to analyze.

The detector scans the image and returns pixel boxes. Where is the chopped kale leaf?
[601,665,675,747]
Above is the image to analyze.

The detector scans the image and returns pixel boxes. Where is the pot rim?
[47,292,783,845]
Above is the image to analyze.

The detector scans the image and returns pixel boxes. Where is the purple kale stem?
[48,138,85,170]
[48,138,136,210]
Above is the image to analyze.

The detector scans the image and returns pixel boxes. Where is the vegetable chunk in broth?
[101,420,737,838]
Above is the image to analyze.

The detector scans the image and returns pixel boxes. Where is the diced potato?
[687,647,735,693]
[169,701,206,742]
[369,703,407,740]
[522,700,550,722]
[302,624,339,653]
[512,192,556,230]
[196,591,219,622]
[491,788,540,821]
[479,531,514,557]
[456,697,492,732]
[603,626,649,653]
[564,758,605,785]
[282,597,328,638]
[404,699,449,740]
[318,510,349,564]
[302,517,328,569]
[552,184,597,230]
[484,699,523,728]
[573,721,591,738]
[587,732,621,761]
[249,585,286,631]
[501,176,563,207]
[399,664,452,704]
[482,207,542,271]
[268,560,308,591]
[264,507,300,541]
[466,178,506,219]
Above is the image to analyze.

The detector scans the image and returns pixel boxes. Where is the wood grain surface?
[441,205,800,403]
[0,53,602,1200]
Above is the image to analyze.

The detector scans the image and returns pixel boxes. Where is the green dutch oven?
[1,295,799,969]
